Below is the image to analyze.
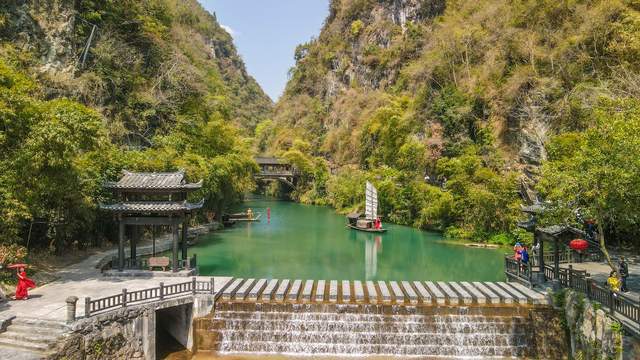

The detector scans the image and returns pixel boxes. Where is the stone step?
[6,324,66,336]
[0,330,60,344]
[212,320,526,333]
[213,330,529,346]
[213,311,527,323]
[11,317,68,331]
[0,346,49,360]
[0,336,52,352]
[215,342,526,357]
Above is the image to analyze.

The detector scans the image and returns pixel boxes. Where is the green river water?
[191,197,506,281]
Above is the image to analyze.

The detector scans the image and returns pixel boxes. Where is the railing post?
[159,282,165,300]
[568,265,573,288]
[210,277,215,294]
[517,259,521,278]
[192,277,197,295]
[66,296,78,324]
[85,297,91,318]
[122,289,127,308]
[609,290,615,315]
[586,278,592,299]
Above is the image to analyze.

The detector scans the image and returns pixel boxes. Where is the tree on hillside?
[538,99,640,271]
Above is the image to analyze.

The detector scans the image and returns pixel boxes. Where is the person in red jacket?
[14,267,36,300]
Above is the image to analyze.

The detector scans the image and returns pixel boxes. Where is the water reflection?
[365,236,382,280]
[188,197,505,281]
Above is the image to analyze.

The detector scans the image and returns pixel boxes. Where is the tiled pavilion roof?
[104,170,202,191]
[99,200,204,213]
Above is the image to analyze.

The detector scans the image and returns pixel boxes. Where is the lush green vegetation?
[538,98,640,264]
[264,0,640,249]
[0,0,271,254]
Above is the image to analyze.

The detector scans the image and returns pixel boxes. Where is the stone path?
[0,226,229,359]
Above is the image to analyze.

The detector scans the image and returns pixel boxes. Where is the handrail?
[543,264,638,334]
[84,277,215,317]
[504,256,534,288]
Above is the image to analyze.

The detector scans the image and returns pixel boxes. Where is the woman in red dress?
[14,267,36,300]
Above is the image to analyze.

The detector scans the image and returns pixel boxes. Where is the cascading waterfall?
[202,302,531,358]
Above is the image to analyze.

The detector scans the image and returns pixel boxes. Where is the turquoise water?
[190,197,506,281]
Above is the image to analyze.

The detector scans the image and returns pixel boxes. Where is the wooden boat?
[346,181,387,233]
[346,220,387,233]
[228,212,261,222]
[221,214,236,227]
[465,243,500,249]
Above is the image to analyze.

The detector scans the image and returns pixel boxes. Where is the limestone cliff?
[270,0,640,189]
[0,0,272,139]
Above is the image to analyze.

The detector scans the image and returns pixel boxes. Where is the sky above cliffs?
[202,0,329,101]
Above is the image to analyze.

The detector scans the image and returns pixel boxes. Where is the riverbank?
[0,222,221,299]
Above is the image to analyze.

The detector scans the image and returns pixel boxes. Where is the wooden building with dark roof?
[100,170,204,272]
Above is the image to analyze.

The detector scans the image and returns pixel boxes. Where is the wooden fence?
[84,277,214,317]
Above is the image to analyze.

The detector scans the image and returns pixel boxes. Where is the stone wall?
[48,306,153,360]
[556,289,629,359]
[48,295,215,360]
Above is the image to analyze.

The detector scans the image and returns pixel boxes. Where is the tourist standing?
[521,247,529,264]
[607,271,621,293]
[514,242,522,261]
[14,267,36,300]
[618,256,629,292]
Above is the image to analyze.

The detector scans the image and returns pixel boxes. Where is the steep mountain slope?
[265,0,640,241]
[2,0,272,136]
[0,0,269,249]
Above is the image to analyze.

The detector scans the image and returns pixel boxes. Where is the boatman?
[247,208,253,220]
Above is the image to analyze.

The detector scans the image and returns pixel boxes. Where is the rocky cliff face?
[271,0,640,189]
[1,0,272,136]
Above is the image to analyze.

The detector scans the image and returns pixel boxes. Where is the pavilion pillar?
[118,216,125,271]
[152,226,156,256]
[535,230,545,283]
[172,222,179,272]
[130,225,137,265]
[554,238,560,279]
[181,216,188,260]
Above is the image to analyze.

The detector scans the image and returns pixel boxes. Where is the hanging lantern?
[569,238,589,251]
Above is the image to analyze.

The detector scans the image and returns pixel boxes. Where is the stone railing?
[504,256,534,288]
[82,277,215,318]
[548,265,639,335]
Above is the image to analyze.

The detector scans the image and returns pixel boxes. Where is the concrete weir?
[194,278,552,358]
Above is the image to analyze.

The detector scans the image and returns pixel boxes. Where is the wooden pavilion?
[100,170,203,272]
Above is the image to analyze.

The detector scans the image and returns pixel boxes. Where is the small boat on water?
[228,211,261,222]
[346,181,387,233]
[221,214,236,227]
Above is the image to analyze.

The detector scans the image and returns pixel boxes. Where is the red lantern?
[569,238,589,251]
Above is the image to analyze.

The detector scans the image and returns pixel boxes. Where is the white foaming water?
[207,305,530,358]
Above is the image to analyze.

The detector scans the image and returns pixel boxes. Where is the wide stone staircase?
[0,317,69,358]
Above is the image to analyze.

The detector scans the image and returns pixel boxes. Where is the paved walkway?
[0,225,230,321]
[561,261,640,301]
